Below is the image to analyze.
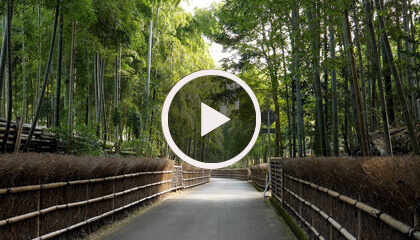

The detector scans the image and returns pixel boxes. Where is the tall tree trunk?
[24,2,59,152]
[146,19,153,102]
[344,10,369,157]
[114,52,118,143]
[330,24,339,157]
[21,8,26,121]
[291,76,296,157]
[0,10,10,111]
[282,41,292,159]
[352,3,370,150]
[2,1,13,152]
[36,4,41,106]
[293,5,303,158]
[409,4,420,120]
[402,0,415,118]
[273,79,282,157]
[54,12,63,127]
[308,7,327,156]
[94,54,100,136]
[364,0,392,156]
[323,27,331,156]
[375,0,420,155]
[67,21,76,153]
[101,58,107,144]
[382,43,396,126]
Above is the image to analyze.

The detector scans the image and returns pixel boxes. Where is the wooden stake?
[13,117,23,152]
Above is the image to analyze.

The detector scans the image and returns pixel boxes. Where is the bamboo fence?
[171,166,183,190]
[250,164,268,189]
[270,158,420,240]
[182,171,211,188]
[0,163,209,239]
[210,169,249,181]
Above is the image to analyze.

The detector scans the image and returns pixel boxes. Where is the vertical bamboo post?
[280,164,284,207]
[36,181,41,237]
[329,196,333,239]
[13,117,23,153]
[272,160,276,198]
[415,195,419,230]
[112,178,116,221]
[299,179,302,215]
[85,181,89,234]
[357,195,362,239]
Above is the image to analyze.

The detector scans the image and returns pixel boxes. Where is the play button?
[162,70,261,169]
[201,103,230,137]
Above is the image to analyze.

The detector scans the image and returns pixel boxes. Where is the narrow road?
[98,178,296,240]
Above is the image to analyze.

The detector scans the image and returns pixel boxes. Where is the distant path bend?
[99,178,296,240]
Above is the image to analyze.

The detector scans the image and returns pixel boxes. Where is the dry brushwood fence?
[250,163,268,189]
[270,156,420,240]
[210,168,250,181]
[182,163,211,188]
[0,154,210,240]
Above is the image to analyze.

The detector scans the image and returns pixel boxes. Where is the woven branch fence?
[210,169,249,181]
[270,157,420,240]
[0,154,210,240]
[250,163,268,189]
[182,163,211,188]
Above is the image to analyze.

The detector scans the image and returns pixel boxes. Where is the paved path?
[99,178,296,240]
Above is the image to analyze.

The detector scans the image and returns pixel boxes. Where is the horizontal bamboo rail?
[1,164,211,239]
[0,171,172,195]
[284,174,420,239]
[250,176,266,182]
[284,187,357,240]
[32,189,172,240]
[283,201,325,240]
[183,179,210,189]
[0,180,171,227]
[182,176,209,181]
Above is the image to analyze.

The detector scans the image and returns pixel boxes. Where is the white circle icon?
[161,70,261,169]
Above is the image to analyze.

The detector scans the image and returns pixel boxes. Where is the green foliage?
[48,125,104,156]
[121,132,157,156]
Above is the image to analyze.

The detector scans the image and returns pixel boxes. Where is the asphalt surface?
[98,178,296,240]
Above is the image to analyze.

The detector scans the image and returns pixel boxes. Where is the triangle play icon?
[201,102,230,137]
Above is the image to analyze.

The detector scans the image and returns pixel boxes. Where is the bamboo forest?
[0,0,419,162]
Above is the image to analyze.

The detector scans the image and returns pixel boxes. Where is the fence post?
[280,163,284,207]
[329,195,333,239]
[299,179,302,216]
[85,180,90,234]
[13,117,23,153]
[272,161,276,198]
[415,195,420,230]
[357,195,362,239]
[36,181,41,237]
[112,178,116,221]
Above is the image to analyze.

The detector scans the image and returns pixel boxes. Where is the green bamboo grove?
[0,0,419,159]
